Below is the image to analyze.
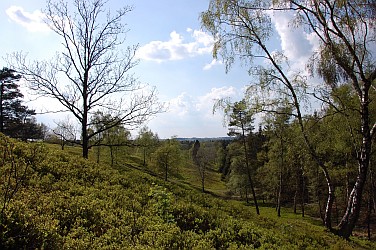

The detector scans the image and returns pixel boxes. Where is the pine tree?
[0,67,40,140]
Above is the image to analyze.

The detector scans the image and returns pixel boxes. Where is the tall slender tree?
[214,99,260,214]
[263,106,292,217]
[290,0,375,237]
[192,140,217,193]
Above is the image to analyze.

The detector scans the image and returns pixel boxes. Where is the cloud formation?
[270,11,319,71]
[148,86,240,138]
[137,28,214,63]
[203,59,223,70]
[6,6,50,33]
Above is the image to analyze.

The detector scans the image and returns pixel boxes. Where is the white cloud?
[6,6,50,33]
[203,59,223,70]
[147,87,240,138]
[196,86,238,114]
[189,28,215,52]
[168,92,195,117]
[270,11,318,71]
[136,28,214,63]
[167,87,238,118]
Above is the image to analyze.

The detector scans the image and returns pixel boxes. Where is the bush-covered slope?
[0,134,374,249]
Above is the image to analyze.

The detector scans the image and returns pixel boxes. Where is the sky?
[0,0,319,139]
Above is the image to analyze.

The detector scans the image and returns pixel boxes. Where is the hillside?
[0,135,375,249]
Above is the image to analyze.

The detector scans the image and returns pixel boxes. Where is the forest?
[1,0,376,248]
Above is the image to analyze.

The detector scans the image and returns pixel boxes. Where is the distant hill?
[175,137,234,142]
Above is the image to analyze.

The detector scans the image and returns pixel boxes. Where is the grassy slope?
[90,144,375,249]
[1,140,375,249]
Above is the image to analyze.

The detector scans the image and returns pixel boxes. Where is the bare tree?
[8,0,163,158]
[192,140,219,193]
[53,116,78,150]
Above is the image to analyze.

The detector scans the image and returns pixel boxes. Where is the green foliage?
[148,183,174,223]
[0,67,44,141]
[0,134,374,249]
[202,0,375,238]
[135,126,159,167]
[151,138,183,180]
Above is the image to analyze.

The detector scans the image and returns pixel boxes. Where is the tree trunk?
[110,146,114,167]
[367,194,372,240]
[304,134,334,228]
[346,172,350,201]
[61,136,65,150]
[337,97,371,238]
[245,186,249,204]
[241,122,259,215]
[245,157,259,214]
[0,83,4,133]
[324,180,335,230]
[294,168,300,214]
[301,129,334,228]
[301,171,305,217]
[316,168,325,223]
[164,154,168,181]
[277,136,284,217]
[277,155,283,217]
[82,72,89,159]
[371,167,376,212]
[337,161,368,237]
[82,127,89,159]
[294,189,298,214]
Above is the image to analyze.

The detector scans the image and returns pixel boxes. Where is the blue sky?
[1,0,319,138]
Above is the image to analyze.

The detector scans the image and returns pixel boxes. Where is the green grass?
[178,163,228,195]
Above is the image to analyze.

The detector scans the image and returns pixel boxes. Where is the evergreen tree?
[214,99,260,214]
[0,67,21,133]
[0,67,41,140]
